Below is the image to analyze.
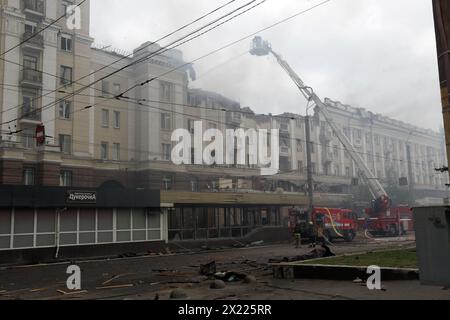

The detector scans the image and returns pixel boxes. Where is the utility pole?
[305,116,314,220]
[433,0,450,182]
[406,144,415,206]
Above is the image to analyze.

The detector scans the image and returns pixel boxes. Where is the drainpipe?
[55,208,67,259]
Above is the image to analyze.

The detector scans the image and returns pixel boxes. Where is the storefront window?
[0,209,11,249]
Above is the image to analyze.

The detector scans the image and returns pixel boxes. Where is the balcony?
[21,69,43,87]
[21,32,44,50]
[23,0,45,18]
[20,107,41,122]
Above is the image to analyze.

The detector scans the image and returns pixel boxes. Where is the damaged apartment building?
[0,0,447,261]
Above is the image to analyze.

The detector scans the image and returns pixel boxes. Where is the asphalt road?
[0,235,448,300]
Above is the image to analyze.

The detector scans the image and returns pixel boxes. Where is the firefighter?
[308,220,315,248]
[312,213,325,247]
[316,220,326,246]
[293,219,302,248]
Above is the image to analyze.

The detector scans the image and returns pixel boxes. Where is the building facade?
[1,1,447,200]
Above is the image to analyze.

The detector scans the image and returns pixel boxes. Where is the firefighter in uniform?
[293,220,302,248]
[312,213,325,247]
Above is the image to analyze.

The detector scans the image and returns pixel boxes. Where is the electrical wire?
[0,0,88,57]
[0,0,245,119]
[3,0,331,125]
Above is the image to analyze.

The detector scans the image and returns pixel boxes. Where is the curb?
[272,263,419,281]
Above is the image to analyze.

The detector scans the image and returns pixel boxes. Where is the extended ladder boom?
[266,46,388,200]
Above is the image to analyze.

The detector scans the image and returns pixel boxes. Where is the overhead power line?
[0,0,88,57]
[24,0,316,127]
[1,0,264,125]
[0,0,241,118]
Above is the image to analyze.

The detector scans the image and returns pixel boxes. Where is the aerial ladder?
[250,37,410,236]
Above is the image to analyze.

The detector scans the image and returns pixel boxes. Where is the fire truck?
[358,202,414,236]
[289,207,358,242]
[251,37,414,238]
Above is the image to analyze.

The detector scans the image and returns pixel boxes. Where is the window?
[346,167,351,177]
[102,81,109,96]
[60,171,72,187]
[160,81,173,101]
[190,178,199,192]
[113,83,121,94]
[311,163,317,174]
[60,66,72,85]
[162,143,171,161]
[59,100,71,119]
[97,209,113,243]
[343,127,350,138]
[161,113,171,130]
[23,168,35,186]
[59,135,72,154]
[376,153,381,163]
[298,161,304,174]
[162,175,173,190]
[296,139,303,152]
[101,142,108,160]
[114,111,120,128]
[375,135,380,146]
[101,109,109,127]
[334,165,340,176]
[24,23,36,34]
[23,55,37,70]
[22,128,35,149]
[112,143,120,161]
[22,95,37,118]
[60,35,72,52]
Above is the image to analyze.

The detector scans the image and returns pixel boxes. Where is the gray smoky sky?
[90,0,443,131]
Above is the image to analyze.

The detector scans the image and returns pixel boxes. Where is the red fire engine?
[358,202,414,236]
[289,207,358,242]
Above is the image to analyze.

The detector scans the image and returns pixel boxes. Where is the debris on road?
[170,288,188,299]
[119,252,137,258]
[353,278,363,284]
[244,275,257,284]
[57,289,88,296]
[200,261,217,276]
[29,288,48,293]
[102,274,129,285]
[269,244,336,263]
[215,271,247,283]
[251,240,264,246]
[210,280,226,289]
[96,284,134,290]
